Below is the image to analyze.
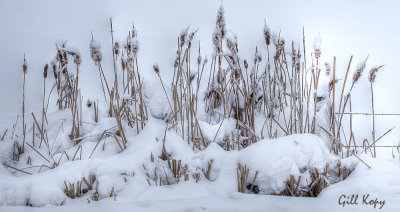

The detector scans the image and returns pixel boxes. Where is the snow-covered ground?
[1,0,400,211]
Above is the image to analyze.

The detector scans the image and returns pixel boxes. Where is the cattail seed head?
[263,19,271,46]
[313,34,321,59]
[180,28,188,48]
[244,59,248,69]
[51,61,57,79]
[226,33,238,55]
[352,57,368,85]
[131,24,138,38]
[254,47,262,64]
[66,49,81,66]
[197,54,202,65]
[291,41,296,63]
[90,38,102,65]
[216,4,226,38]
[114,41,120,56]
[153,63,160,74]
[325,63,331,76]
[234,69,240,80]
[329,79,339,91]
[187,31,196,48]
[368,65,384,83]
[43,64,48,78]
[22,56,28,74]
[212,29,222,53]
[121,54,126,71]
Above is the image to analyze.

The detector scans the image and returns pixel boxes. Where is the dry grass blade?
[3,163,32,175]
[319,125,371,168]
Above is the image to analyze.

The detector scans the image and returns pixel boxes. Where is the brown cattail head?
[212,29,222,53]
[114,41,120,56]
[263,19,271,46]
[51,60,57,79]
[197,54,202,65]
[131,22,138,38]
[121,53,126,71]
[187,31,196,48]
[226,34,238,55]
[291,41,296,63]
[90,38,102,65]
[244,59,248,69]
[234,69,240,80]
[66,49,81,66]
[197,42,202,65]
[23,54,28,74]
[43,64,48,78]
[329,79,339,91]
[352,57,368,85]
[216,4,226,38]
[325,63,331,76]
[254,47,262,64]
[368,65,384,83]
[313,34,321,59]
[180,28,188,48]
[153,63,160,74]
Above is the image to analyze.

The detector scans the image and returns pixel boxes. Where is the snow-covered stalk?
[368,65,384,158]
[330,57,337,152]
[153,64,173,120]
[21,54,28,154]
[40,64,48,147]
[110,18,119,98]
[90,33,109,101]
[334,56,353,154]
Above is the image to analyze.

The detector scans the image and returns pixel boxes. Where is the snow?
[1,0,400,211]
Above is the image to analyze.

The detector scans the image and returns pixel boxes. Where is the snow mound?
[238,134,339,194]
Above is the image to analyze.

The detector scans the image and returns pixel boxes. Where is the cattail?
[22,56,28,74]
[131,23,138,38]
[313,34,321,59]
[234,69,240,80]
[90,38,102,65]
[197,54,202,65]
[244,59,248,69]
[187,31,196,48]
[66,49,81,66]
[352,57,368,85]
[368,65,384,83]
[153,63,160,74]
[131,38,139,59]
[180,28,188,48]
[329,79,339,91]
[291,41,296,63]
[216,4,226,38]
[43,64,48,78]
[212,29,222,53]
[254,47,262,64]
[325,63,331,76]
[114,41,120,56]
[51,60,57,79]
[273,37,285,60]
[226,33,238,55]
[121,53,126,71]
[263,19,271,46]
